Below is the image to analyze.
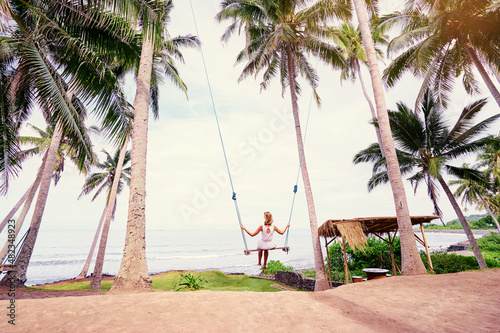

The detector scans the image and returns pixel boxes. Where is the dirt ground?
[0,269,499,332]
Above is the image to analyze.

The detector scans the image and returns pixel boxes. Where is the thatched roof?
[318,216,440,238]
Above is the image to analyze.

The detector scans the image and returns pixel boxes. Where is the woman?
[241,212,290,269]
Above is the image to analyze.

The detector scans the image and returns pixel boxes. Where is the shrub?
[477,232,500,268]
[263,260,294,275]
[301,270,316,278]
[325,236,401,281]
[420,252,479,274]
[471,216,496,229]
[175,273,206,291]
[477,232,500,252]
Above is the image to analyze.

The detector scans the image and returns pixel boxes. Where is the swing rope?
[189,1,248,251]
[190,2,322,254]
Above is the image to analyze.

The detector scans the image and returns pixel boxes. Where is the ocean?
[0,228,486,286]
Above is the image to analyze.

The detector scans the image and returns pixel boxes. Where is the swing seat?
[244,247,290,255]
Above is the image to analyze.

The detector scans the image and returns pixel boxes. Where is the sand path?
[1,269,499,332]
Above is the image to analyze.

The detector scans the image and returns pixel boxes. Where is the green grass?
[27,280,114,291]
[30,271,280,292]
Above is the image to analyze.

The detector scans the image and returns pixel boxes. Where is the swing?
[189,2,322,255]
[243,247,290,256]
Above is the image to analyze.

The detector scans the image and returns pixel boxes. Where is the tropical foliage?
[381,0,500,108]
[326,236,401,282]
[175,273,207,291]
[332,22,388,148]
[354,89,499,268]
[1,0,499,290]
[424,215,499,230]
[0,0,139,286]
[77,148,131,281]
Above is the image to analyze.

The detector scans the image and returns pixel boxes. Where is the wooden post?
[324,236,333,288]
[342,237,349,284]
[387,232,397,276]
[420,223,434,272]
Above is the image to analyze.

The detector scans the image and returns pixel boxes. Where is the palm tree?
[351,0,428,275]
[381,0,500,108]
[1,0,137,286]
[333,22,388,151]
[451,169,500,233]
[217,0,351,291]
[0,124,88,263]
[477,135,500,187]
[0,122,92,283]
[216,0,273,58]
[353,90,500,269]
[77,148,131,281]
[0,68,22,196]
[100,0,198,292]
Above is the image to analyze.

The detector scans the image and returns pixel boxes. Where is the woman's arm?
[241,225,262,237]
[274,223,290,235]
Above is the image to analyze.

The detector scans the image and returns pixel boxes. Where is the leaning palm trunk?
[285,45,328,291]
[437,176,487,268]
[1,179,36,233]
[478,194,500,234]
[90,134,130,290]
[77,204,107,279]
[110,39,154,292]
[1,121,64,286]
[0,152,46,263]
[352,0,427,275]
[1,186,31,233]
[356,61,384,155]
[464,42,500,108]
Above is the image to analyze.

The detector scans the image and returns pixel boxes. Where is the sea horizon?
[0,228,490,286]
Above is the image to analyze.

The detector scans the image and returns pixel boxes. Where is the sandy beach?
[0,268,498,332]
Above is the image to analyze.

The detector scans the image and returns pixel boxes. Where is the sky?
[2,0,499,234]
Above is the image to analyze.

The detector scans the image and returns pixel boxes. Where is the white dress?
[257,224,276,250]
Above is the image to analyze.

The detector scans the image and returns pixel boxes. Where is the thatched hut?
[318,216,440,284]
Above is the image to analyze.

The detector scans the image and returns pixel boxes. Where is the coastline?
[418,229,496,235]
[7,228,494,286]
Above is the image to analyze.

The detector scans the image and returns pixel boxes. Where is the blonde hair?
[264,212,273,226]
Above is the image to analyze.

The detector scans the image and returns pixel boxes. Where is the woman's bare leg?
[263,250,269,269]
[258,250,262,266]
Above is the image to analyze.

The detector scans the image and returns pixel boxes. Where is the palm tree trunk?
[437,176,487,268]
[90,135,130,290]
[478,194,500,234]
[464,41,500,108]
[285,44,329,291]
[0,152,46,263]
[1,121,63,286]
[77,204,107,279]
[1,185,31,234]
[110,38,154,292]
[352,0,427,275]
[355,61,383,155]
